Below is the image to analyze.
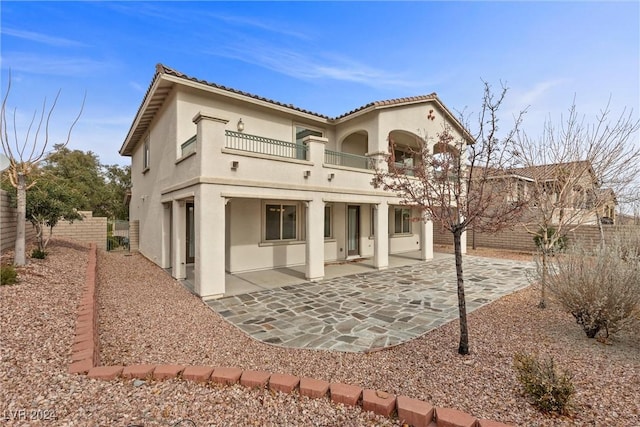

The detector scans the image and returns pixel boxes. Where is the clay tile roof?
[158,64,331,119]
[157,64,439,121]
[334,94,439,120]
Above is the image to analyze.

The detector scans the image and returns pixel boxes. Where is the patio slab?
[207,255,534,352]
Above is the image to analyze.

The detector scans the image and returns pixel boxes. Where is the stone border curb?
[68,243,98,374]
[68,244,513,427]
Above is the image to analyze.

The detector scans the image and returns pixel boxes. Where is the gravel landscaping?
[2,240,639,426]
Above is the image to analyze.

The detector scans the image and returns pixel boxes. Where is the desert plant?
[545,237,640,338]
[1,265,17,285]
[31,249,47,259]
[513,352,575,415]
[533,227,567,254]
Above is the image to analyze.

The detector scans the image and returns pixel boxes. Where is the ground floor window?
[265,203,298,241]
[394,207,411,234]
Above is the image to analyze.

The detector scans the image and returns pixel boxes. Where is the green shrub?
[546,237,640,338]
[533,227,567,254]
[31,249,47,259]
[513,353,575,415]
[1,265,18,286]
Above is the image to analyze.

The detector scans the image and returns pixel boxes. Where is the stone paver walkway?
[207,255,534,352]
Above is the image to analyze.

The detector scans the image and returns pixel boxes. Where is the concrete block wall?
[51,211,108,250]
[434,221,639,253]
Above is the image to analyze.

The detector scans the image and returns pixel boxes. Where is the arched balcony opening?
[340,130,368,156]
[388,130,426,175]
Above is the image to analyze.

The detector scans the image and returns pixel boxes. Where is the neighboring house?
[501,161,617,224]
[119,64,470,299]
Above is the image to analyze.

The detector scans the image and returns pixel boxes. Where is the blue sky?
[1,1,639,166]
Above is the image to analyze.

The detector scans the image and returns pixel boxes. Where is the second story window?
[295,125,323,160]
[143,135,150,172]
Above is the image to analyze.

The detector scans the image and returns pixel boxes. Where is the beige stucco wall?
[126,82,465,279]
[129,90,183,265]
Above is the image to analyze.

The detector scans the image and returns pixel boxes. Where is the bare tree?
[373,82,526,355]
[514,101,640,308]
[1,75,85,265]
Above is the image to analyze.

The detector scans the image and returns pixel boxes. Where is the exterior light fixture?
[237,118,245,132]
[231,161,239,170]
[328,173,335,181]
[304,170,311,178]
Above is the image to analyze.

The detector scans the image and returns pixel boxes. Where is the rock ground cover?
[2,240,639,426]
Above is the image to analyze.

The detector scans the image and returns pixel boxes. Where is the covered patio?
[182,250,445,297]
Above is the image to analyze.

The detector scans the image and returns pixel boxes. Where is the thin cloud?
[514,79,569,107]
[129,81,146,93]
[2,53,115,76]
[1,28,87,47]
[209,42,424,90]
[205,12,311,40]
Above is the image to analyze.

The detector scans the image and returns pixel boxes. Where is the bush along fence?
[68,244,512,427]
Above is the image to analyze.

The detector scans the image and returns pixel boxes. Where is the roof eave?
[119,71,167,157]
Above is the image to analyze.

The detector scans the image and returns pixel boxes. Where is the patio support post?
[305,198,324,281]
[195,186,226,299]
[420,216,434,260]
[460,215,467,254]
[373,202,389,270]
[171,200,186,280]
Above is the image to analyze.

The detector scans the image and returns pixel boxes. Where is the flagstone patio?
[207,255,534,352]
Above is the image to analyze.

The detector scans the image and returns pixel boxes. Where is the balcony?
[392,162,416,177]
[225,130,308,160]
[324,150,373,170]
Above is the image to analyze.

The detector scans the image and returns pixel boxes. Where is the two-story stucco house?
[120,64,470,300]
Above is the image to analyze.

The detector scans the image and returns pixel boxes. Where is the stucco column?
[420,216,434,260]
[373,202,389,270]
[366,151,389,172]
[305,198,325,281]
[171,200,186,280]
[304,134,328,165]
[195,185,226,299]
[160,203,171,268]
[461,228,467,254]
[193,113,229,177]
[460,215,467,254]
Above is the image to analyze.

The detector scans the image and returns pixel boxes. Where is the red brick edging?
[68,243,99,374]
[68,243,512,427]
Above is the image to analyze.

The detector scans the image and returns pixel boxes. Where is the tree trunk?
[453,229,470,355]
[13,173,26,266]
[538,249,548,309]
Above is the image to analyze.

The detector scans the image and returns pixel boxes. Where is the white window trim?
[142,134,150,173]
[393,207,412,235]
[294,123,325,144]
[261,200,303,244]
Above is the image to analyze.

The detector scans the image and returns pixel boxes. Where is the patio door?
[186,202,195,264]
[347,205,360,257]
